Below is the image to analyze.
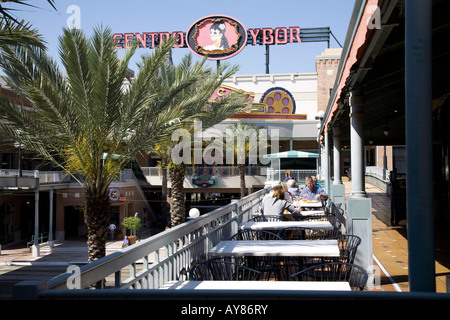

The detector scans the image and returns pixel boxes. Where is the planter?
[128,235,137,245]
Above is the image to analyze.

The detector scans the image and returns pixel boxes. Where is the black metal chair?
[230,230,283,280]
[276,227,329,279]
[290,262,369,291]
[277,227,329,240]
[300,216,343,237]
[230,229,282,241]
[189,260,262,281]
[251,215,283,222]
[327,234,362,264]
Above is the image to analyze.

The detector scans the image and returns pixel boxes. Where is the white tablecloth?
[239,220,333,231]
[297,200,323,208]
[208,240,340,257]
[160,280,351,291]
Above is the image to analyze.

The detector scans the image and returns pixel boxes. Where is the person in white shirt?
[281,182,293,204]
[287,179,301,199]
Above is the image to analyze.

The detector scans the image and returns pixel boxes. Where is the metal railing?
[266,168,317,183]
[365,166,390,181]
[15,187,268,298]
[0,168,139,187]
[141,166,268,178]
[12,186,450,300]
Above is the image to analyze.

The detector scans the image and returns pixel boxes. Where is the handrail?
[141,166,268,178]
[42,187,269,292]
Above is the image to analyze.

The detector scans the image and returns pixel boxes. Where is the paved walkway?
[345,180,450,293]
[1,180,449,297]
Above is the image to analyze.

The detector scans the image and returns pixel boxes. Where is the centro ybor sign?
[113,15,329,61]
[186,15,247,60]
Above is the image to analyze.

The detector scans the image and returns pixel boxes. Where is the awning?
[263,150,319,159]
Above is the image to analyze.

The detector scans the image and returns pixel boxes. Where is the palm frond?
[0,17,46,49]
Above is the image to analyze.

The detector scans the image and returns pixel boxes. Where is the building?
[0,46,343,246]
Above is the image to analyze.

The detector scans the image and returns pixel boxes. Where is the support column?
[324,131,330,195]
[331,125,345,210]
[48,189,54,248]
[405,0,435,292]
[32,190,40,257]
[349,88,366,198]
[333,125,343,185]
[347,88,372,284]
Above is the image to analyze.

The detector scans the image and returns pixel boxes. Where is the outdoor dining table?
[208,240,340,258]
[159,280,351,291]
[239,220,333,231]
[299,210,326,217]
[296,200,324,208]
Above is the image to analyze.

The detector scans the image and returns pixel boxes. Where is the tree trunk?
[169,165,186,227]
[161,166,169,216]
[84,189,110,263]
[238,163,246,198]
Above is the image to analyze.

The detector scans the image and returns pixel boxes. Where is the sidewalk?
[344,180,450,293]
[0,229,154,266]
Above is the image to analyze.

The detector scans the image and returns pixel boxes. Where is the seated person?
[287,179,301,198]
[299,176,328,201]
[261,183,300,219]
[281,182,293,204]
[122,236,130,248]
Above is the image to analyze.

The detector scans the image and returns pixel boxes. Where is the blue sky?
[9,0,355,75]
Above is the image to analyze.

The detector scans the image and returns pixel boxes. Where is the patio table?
[160,280,351,291]
[208,240,340,258]
[239,220,333,231]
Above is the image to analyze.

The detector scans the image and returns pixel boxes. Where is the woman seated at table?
[281,182,293,204]
[261,182,300,220]
[299,176,328,201]
[287,179,301,199]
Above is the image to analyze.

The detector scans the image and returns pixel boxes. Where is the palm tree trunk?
[161,167,169,215]
[84,189,110,263]
[238,163,246,198]
[169,165,186,227]
[161,156,170,219]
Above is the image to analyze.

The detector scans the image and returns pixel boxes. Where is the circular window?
[260,87,296,114]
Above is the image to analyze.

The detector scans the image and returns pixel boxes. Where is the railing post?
[231,199,240,236]
[346,196,373,286]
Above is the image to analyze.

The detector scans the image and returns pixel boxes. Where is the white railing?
[266,168,317,184]
[0,169,38,177]
[141,166,268,178]
[1,169,139,186]
[365,166,390,181]
[26,188,268,295]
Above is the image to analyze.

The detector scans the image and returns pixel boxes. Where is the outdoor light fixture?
[383,118,389,136]
[369,129,374,144]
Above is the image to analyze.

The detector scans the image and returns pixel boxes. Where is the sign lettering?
[113,15,329,60]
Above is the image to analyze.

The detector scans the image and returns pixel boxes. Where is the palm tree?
[226,122,261,198]
[0,1,56,50]
[0,27,192,262]
[151,56,252,227]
